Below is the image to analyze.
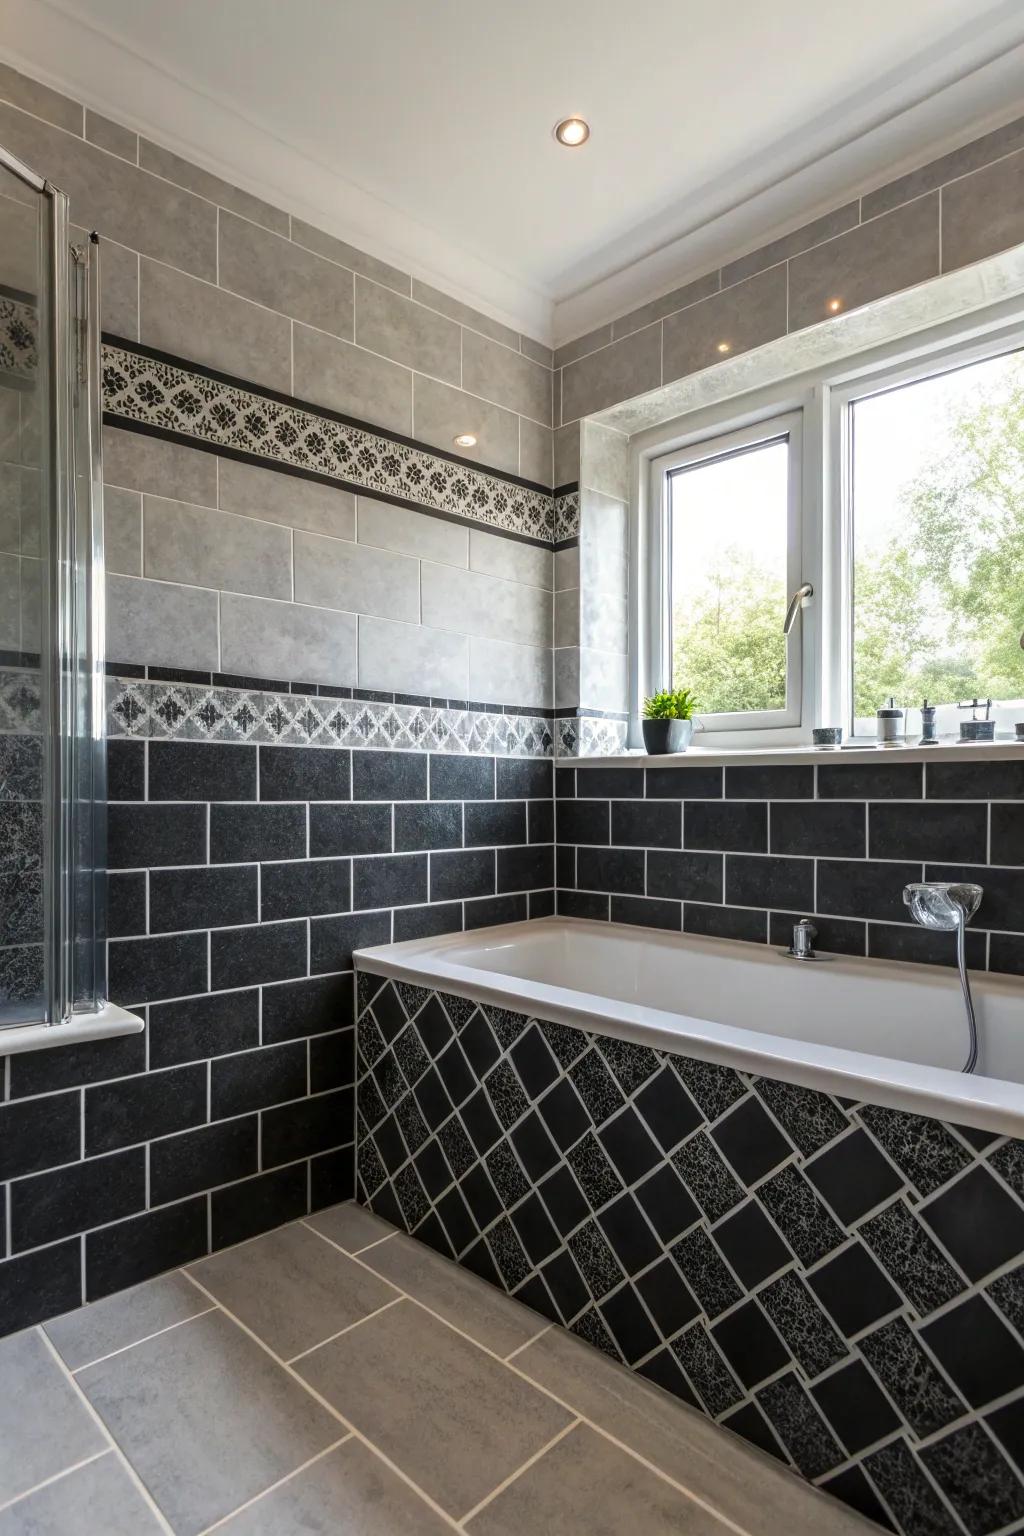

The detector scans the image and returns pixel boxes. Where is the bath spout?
[903,882,983,1074]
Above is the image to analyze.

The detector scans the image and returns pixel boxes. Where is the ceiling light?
[716,341,731,354]
[454,433,477,449]
[827,297,843,313]
[554,117,590,147]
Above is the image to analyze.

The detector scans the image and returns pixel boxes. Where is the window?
[641,325,1024,744]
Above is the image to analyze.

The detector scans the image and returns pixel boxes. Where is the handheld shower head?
[903,882,983,931]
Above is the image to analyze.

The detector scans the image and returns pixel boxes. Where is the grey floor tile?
[513,1327,875,1536]
[217,1438,453,1534]
[360,1231,546,1357]
[467,1423,728,1535]
[294,1299,571,1518]
[77,1309,338,1536]
[45,1272,212,1370]
[0,1331,106,1507]
[188,1222,399,1360]
[0,1451,164,1535]
[304,1202,396,1254]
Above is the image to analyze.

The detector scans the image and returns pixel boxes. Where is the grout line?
[69,1305,219,1374]
[504,1321,552,1360]
[285,1294,403,1363]
[456,1416,580,1525]
[0,1448,112,1518]
[195,1435,351,1535]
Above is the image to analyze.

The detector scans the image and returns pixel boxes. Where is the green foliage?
[643,687,697,720]
[672,552,786,714]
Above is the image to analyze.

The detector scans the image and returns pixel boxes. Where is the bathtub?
[355,915,1024,1136]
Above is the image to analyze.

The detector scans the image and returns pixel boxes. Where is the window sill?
[0,1002,144,1056]
[572,740,1024,768]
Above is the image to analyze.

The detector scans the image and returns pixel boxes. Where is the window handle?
[783,582,814,635]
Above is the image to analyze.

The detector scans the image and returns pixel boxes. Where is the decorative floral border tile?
[0,294,37,384]
[108,676,553,757]
[102,342,556,545]
[555,714,629,757]
[554,488,579,543]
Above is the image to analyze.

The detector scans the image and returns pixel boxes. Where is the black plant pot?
[642,718,693,754]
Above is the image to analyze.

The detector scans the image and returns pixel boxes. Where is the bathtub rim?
[354,915,1024,1138]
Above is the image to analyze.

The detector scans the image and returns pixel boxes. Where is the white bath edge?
[355,916,1024,1138]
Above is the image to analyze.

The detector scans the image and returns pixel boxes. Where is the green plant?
[643,687,697,720]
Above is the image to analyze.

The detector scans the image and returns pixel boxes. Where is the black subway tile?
[210,920,307,989]
[727,855,814,912]
[868,922,987,969]
[556,799,610,845]
[86,1196,207,1300]
[9,1030,147,1098]
[647,850,723,904]
[993,805,1024,865]
[529,800,553,843]
[927,761,1024,799]
[816,860,922,924]
[817,762,922,799]
[309,1031,355,1093]
[150,1118,258,1205]
[393,902,463,942]
[310,910,391,973]
[108,932,209,1005]
[555,767,576,799]
[771,802,865,859]
[726,766,813,799]
[431,848,495,902]
[262,1087,352,1167]
[259,746,350,801]
[529,889,555,919]
[557,845,575,887]
[991,933,1024,976]
[576,846,645,895]
[353,853,428,910]
[497,844,553,893]
[352,750,426,801]
[148,990,259,1068]
[496,758,552,800]
[210,803,306,863]
[0,1240,81,1338]
[0,1092,81,1181]
[262,974,354,1043]
[612,800,681,849]
[926,864,1024,933]
[465,893,527,928]
[211,1041,307,1118]
[211,1164,307,1250]
[107,739,145,800]
[646,766,723,799]
[308,803,391,857]
[769,912,866,957]
[86,1064,207,1154]
[869,802,987,863]
[395,802,463,851]
[577,766,643,798]
[149,741,256,801]
[610,895,681,931]
[260,858,351,920]
[557,889,610,920]
[685,801,766,853]
[108,804,206,869]
[11,1148,145,1252]
[464,801,526,847]
[684,903,767,943]
[149,865,258,932]
[310,1145,355,1210]
[107,871,147,937]
[430,755,494,800]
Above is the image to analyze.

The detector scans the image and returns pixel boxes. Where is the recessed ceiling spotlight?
[554,117,590,147]
[716,341,731,354]
[454,433,478,449]
[827,297,843,313]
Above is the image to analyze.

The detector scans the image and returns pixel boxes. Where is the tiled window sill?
[1,1003,144,1056]
[572,740,1024,768]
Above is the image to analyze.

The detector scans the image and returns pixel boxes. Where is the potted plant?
[642,688,697,754]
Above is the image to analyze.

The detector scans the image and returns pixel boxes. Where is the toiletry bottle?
[876,698,904,747]
[919,700,938,746]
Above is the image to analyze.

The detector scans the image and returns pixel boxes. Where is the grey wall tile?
[0,104,216,281]
[554,545,579,592]
[293,325,412,436]
[561,323,661,423]
[19,553,40,651]
[554,325,613,371]
[358,615,467,696]
[105,486,142,576]
[554,645,580,710]
[520,335,554,370]
[0,469,20,556]
[290,219,410,296]
[102,426,217,507]
[421,562,551,648]
[218,459,356,541]
[581,591,627,653]
[863,114,1024,220]
[788,193,940,333]
[0,388,18,466]
[143,496,292,599]
[221,592,357,685]
[138,139,289,237]
[469,636,552,708]
[0,190,37,295]
[294,531,418,622]
[140,259,292,393]
[0,61,82,133]
[941,150,1024,274]
[721,204,859,288]
[611,271,720,339]
[579,645,629,713]
[106,574,219,669]
[581,420,629,501]
[412,375,518,476]
[95,236,139,340]
[356,498,468,567]
[355,277,460,385]
[580,491,628,596]
[462,331,552,425]
[85,110,137,163]
[411,279,520,351]
[554,423,581,488]
[518,418,553,487]
[663,264,787,383]
[554,587,580,649]
[0,554,18,648]
[218,210,353,339]
[470,528,552,591]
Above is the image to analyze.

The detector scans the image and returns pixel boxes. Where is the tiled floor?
[0,1204,879,1535]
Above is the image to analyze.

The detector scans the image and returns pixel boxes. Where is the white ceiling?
[6,0,1024,343]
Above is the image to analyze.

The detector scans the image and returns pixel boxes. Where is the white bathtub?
[355,916,1024,1137]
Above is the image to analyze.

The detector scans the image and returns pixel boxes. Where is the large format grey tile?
[0,1330,106,1507]
[294,531,419,622]
[144,497,292,599]
[356,497,468,567]
[581,419,628,501]
[77,1308,338,1536]
[579,645,628,713]
[188,1222,399,1361]
[45,1272,211,1371]
[293,324,413,436]
[512,1327,874,1536]
[217,1438,451,1535]
[470,528,552,591]
[412,279,520,351]
[579,490,628,596]
[85,109,137,163]
[102,426,217,507]
[520,334,554,370]
[80,228,138,341]
[862,113,1024,220]
[140,259,292,393]
[721,203,860,288]
[663,263,787,383]
[355,277,461,386]
[421,563,551,648]
[218,458,355,541]
[787,193,940,333]
[357,614,467,696]
[305,1201,396,1254]
[106,574,220,670]
[560,323,661,423]
[412,373,519,476]
[0,61,82,134]
[294,1300,571,1518]
[467,1423,729,1535]
[462,331,552,425]
[360,1232,545,1357]
[469,636,552,709]
[220,592,358,685]
[941,148,1024,274]
[139,139,289,237]
[553,422,580,488]
[518,416,553,487]
[290,218,411,296]
[553,324,612,371]
[0,1451,164,1536]
[611,270,721,340]
[219,210,354,339]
